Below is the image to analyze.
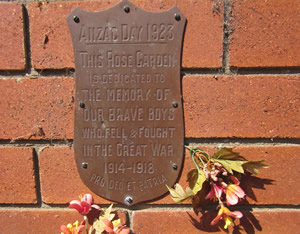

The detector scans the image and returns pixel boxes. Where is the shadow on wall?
[188,173,274,233]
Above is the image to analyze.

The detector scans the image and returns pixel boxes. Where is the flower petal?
[103,219,114,233]
[76,224,86,234]
[210,213,222,226]
[91,204,101,210]
[79,201,91,214]
[226,184,245,205]
[224,217,233,229]
[229,211,243,219]
[230,176,240,185]
[205,185,215,200]
[81,193,94,205]
[119,226,130,234]
[60,225,72,234]
[69,200,83,213]
[226,192,238,206]
[232,185,245,198]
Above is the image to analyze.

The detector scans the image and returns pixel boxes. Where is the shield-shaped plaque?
[67,0,186,205]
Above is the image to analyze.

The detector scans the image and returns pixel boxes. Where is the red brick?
[0,209,127,234]
[29,0,222,69]
[0,3,25,70]
[29,1,119,69]
[0,147,36,203]
[133,210,300,233]
[234,146,300,205]
[0,77,74,140]
[39,146,110,204]
[183,75,300,138]
[230,0,300,67]
[177,0,223,68]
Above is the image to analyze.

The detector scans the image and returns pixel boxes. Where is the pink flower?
[69,194,100,215]
[211,206,243,229]
[205,183,224,201]
[226,177,245,205]
[102,219,130,234]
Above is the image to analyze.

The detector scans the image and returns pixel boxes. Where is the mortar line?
[0,138,299,147]
[223,0,231,74]
[0,67,298,78]
[22,3,32,75]
[32,148,43,207]
[0,204,299,210]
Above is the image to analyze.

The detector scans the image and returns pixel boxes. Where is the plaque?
[67,0,186,206]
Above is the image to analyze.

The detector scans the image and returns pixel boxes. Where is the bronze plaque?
[67,0,186,206]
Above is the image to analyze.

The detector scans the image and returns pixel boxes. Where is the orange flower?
[211,206,243,229]
[102,219,130,234]
[226,184,245,206]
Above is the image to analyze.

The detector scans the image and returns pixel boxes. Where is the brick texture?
[177,0,223,68]
[230,0,300,67]
[39,146,110,204]
[0,77,74,140]
[0,147,36,204]
[0,3,25,70]
[183,75,300,138]
[133,210,300,234]
[0,209,127,234]
[29,0,223,69]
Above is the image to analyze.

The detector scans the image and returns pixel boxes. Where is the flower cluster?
[60,194,130,234]
[167,147,268,230]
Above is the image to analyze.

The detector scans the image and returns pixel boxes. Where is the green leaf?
[187,169,206,194]
[242,160,269,174]
[166,183,194,203]
[212,148,246,161]
[211,158,245,174]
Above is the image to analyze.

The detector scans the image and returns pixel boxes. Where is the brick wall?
[0,0,299,233]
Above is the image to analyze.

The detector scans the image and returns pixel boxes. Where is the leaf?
[89,204,115,234]
[212,148,247,161]
[191,181,213,215]
[242,160,269,174]
[166,183,194,203]
[187,169,207,194]
[211,158,245,174]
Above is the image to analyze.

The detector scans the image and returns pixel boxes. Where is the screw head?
[82,162,88,169]
[124,5,130,13]
[79,102,85,108]
[172,101,178,108]
[124,196,133,205]
[73,16,80,23]
[172,163,178,170]
[174,13,181,21]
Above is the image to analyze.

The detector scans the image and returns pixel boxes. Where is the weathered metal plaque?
[67,0,186,206]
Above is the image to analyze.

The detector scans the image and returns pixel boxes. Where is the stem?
[84,216,88,234]
[212,183,223,207]
[185,146,206,168]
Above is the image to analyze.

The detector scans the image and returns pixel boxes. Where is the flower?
[210,206,243,229]
[226,177,245,205]
[205,183,224,201]
[102,219,130,234]
[60,220,85,234]
[69,193,100,215]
